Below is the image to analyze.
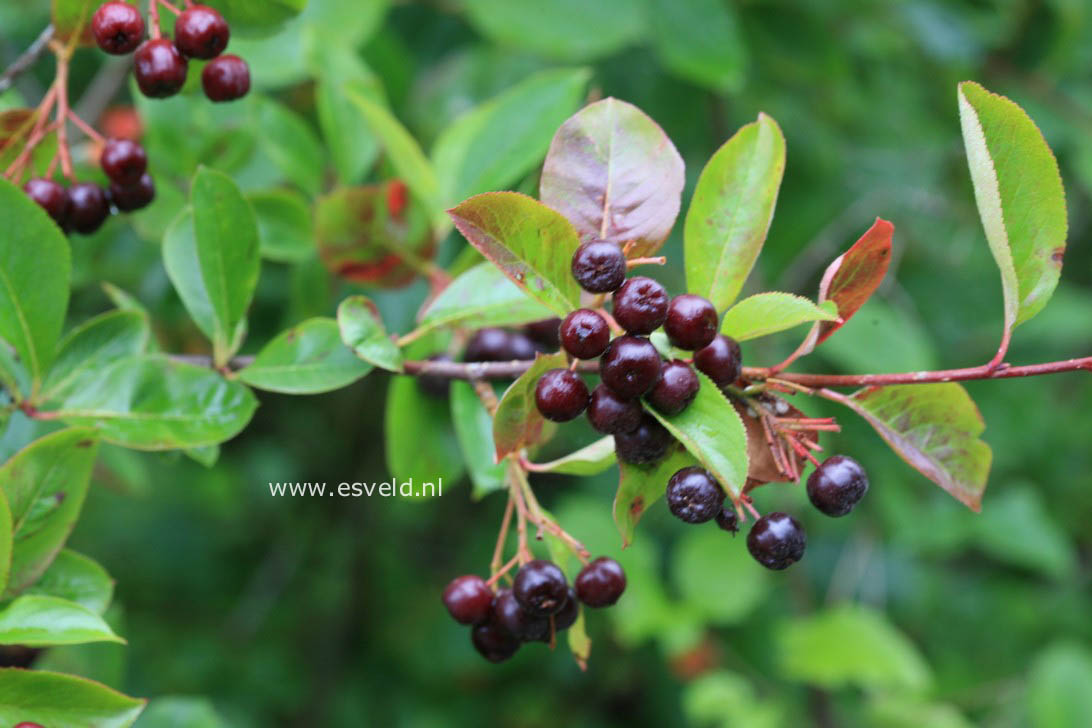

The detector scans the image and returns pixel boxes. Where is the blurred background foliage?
[3,0,1092,725]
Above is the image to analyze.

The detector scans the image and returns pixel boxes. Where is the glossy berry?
[694,334,742,386]
[664,294,718,350]
[560,308,610,359]
[417,354,452,398]
[715,507,740,534]
[586,384,642,435]
[442,575,494,625]
[110,172,156,212]
[599,335,662,398]
[647,360,699,415]
[553,588,579,631]
[68,183,110,235]
[535,369,589,422]
[471,621,520,663]
[571,239,626,293]
[464,328,511,362]
[23,178,70,227]
[174,4,230,59]
[100,138,147,185]
[614,413,673,465]
[92,2,145,55]
[524,317,562,350]
[506,332,538,361]
[134,39,188,98]
[202,54,250,102]
[806,455,869,517]
[575,557,626,607]
[747,512,807,570]
[494,588,549,642]
[666,467,725,524]
[612,276,668,335]
[513,559,568,617]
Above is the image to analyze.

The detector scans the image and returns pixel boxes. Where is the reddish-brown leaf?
[815,217,894,346]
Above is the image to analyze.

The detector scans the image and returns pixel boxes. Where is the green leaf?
[184,444,219,468]
[958,81,1067,331]
[972,485,1076,580]
[0,178,70,394]
[432,68,590,207]
[644,373,749,500]
[0,493,11,595]
[345,90,441,220]
[674,525,768,624]
[337,295,403,372]
[417,262,556,336]
[0,428,98,594]
[567,609,592,670]
[614,444,696,547]
[0,595,122,647]
[190,167,261,365]
[866,696,974,728]
[51,0,98,45]
[492,351,568,460]
[541,98,684,257]
[238,317,373,394]
[248,188,315,263]
[26,549,113,614]
[41,310,150,403]
[450,381,507,500]
[250,96,324,197]
[214,0,307,37]
[316,73,383,186]
[1028,642,1092,728]
[720,293,838,342]
[0,669,145,727]
[314,182,434,288]
[526,436,616,476]
[683,113,785,311]
[384,375,464,495]
[139,696,227,728]
[49,356,258,451]
[648,0,747,93]
[837,384,991,510]
[448,192,583,316]
[460,0,645,61]
[777,604,931,691]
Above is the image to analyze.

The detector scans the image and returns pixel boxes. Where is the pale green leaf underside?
[418,262,556,335]
[720,293,838,342]
[0,595,122,647]
[0,669,145,728]
[527,436,616,476]
[337,296,403,372]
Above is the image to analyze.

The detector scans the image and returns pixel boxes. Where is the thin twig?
[0,25,54,94]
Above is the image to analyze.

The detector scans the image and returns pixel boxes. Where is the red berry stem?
[66,108,106,145]
[49,42,76,182]
[156,0,182,17]
[489,494,515,581]
[3,84,57,182]
[148,0,162,39]
[625,255,667,268]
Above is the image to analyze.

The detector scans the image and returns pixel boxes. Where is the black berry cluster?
[92,2,250,103]
[23,136,155,235]
[443,556,625,663]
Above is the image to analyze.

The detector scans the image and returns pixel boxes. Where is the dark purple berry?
[694,334,741,386]
[535,369,589,422]
[471,621,520,663]
[512,559,568,617]
[442,574,494,625]
[134,38,188,98]
[715,507,740,534]
[664,294,718,350]
[612,276,668,335]
[747,512,806,570]
[68,183,110,235]
[560,308,610,359]
[99,138,147,186]
[666,467,725,524]
[494,588,549,642]
[586,384,642,435]
[599,335,661,398]
[614,413,672,464]
[14,723,46,728]
[109,172,156,212]
[806,455,869,517]
[575,557,626,607]
[92,2,145,55]
[524,317,562,350]
[23,178,70,227]
[173,4,230,59]
[571,239,626,293]
[646,360,699,415]
[202,54,250,102]
[464,328,512,362]
[417,353,452,398]
[553,588,579,631]
[505,332,537,361]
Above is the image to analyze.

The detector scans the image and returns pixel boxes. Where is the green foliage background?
[3,0,1092,725]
